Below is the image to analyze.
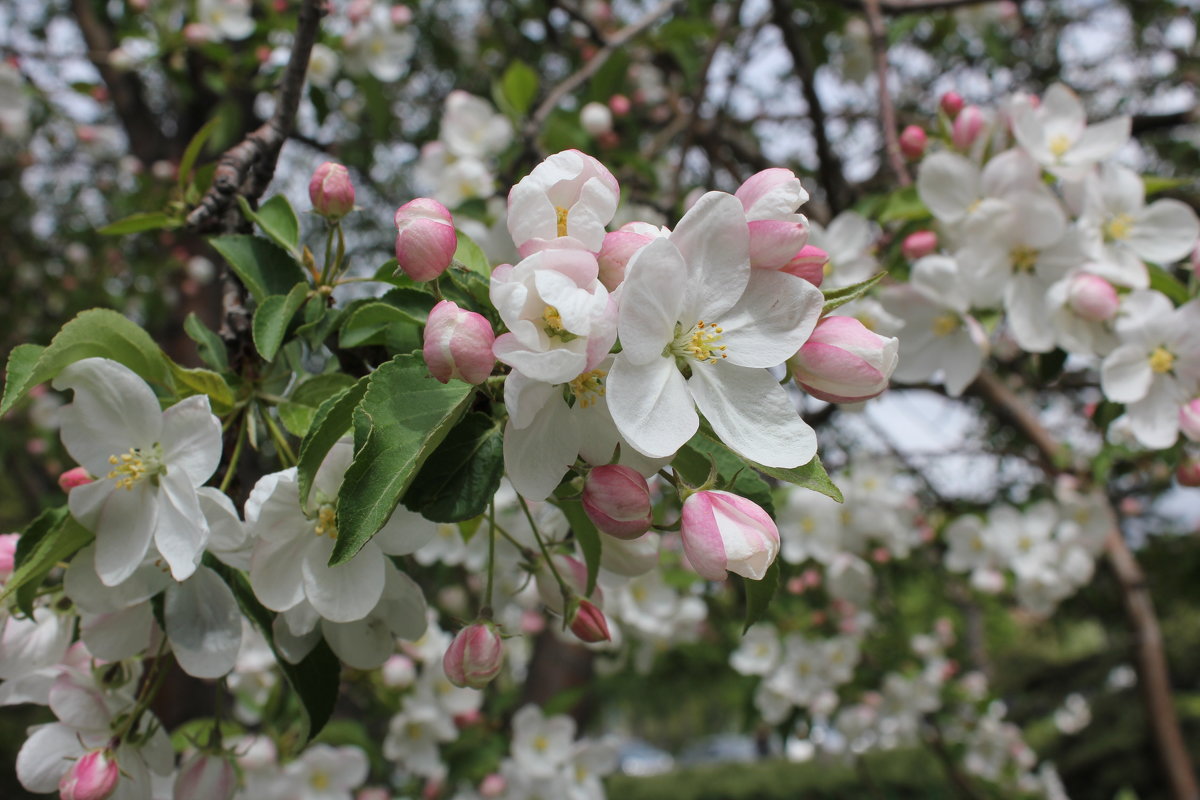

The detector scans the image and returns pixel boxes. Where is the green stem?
[261,408,297,467]
[113,638,171,744]
[519,495,572,610]
[485,499,497,612]
[319,222,336,287]
[218,416,247,494]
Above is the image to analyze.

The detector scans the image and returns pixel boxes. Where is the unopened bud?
[580,102,614,136]
[0,533,18,580]
[1066,273,1119,322]
[940,91,965,118]
[901,230,938,261]
[1180,399,1200,443]
[951,105,985,150]
[479,773,507,798]
[789,316,899,403]
[394,198,457,282]
[1177,460,1200,487]
[781,244,828,285]
[443,623,504,689]
[422,300,496,384]
[582,465,653,539]
[309,162,355,220]
[608,94,631,116]
[597,229,652,291]
[680,490,778,581]
[58,466,93,492]
[59,749,120,800]
[569,600,611,643]
[899,125,927,160]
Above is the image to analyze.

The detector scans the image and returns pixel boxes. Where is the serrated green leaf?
[338,302,411,348]
[97,212,180,236]
[557,498,602,596]
[239,194,301,256]
[822,271,886,315]
[403,413,504,522]
[332,356,474,565]
[499,60,539,116]
[212,560,339,743]
[673,436,776,516]
[380,288,438,324]
[1,309,173,416]
[279,374,360,437]
[169,363,235,413]
[210,235,307,303]
[253,283,311,361]
[183,313,229,372]
[296,376,372,506]
[693,425,842,502]
[741,560,780,633]
[452,233,492,281]
[3,508,93,614]
[1147,263,1190,305]
[177,115,221,195]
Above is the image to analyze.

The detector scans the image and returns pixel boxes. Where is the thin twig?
[187,0,326,233]
[525,0,682,143]
[862,0,911,186]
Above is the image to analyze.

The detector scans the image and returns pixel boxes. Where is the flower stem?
[219,416,247,494]
[518,495,571,612]
[261,408,297,467]
[484,500,497,614]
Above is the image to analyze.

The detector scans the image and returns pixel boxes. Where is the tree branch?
[770,0,853,213]
[971,371,1199,800]
[862,0,911,186]
[186,0,326,234]
[525,0,682,144]
[832,0,1009,14]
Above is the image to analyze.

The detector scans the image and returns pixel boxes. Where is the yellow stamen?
[311,772,330,790]
[1010,246,1038,273]
[555,206,569,238]
[823,261,834,278]
[932,314,960,337]
[801,517,816,534]
[1048,133,1072,158]
[1104,213,1134,242]
[314,505,338,539]
[105,446,162,490]
[672,320,728,364]
[1149,346,1175,374]
[541,305,577,342]
[569,369,607,408]
[534,735,550,753]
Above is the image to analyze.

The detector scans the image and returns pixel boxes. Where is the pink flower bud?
[423,300,496,384]
[1190,240,1200,277]
[174,753,236,800]
[788,316,899,403]
[394,198,457,282]
[597,229,652,291]
[735,168,807,220]
[901,230,938,261]
[569,600,611,643]
[59,749,119,800]
[357,790,391,800]
[443,623,504,689]
[535,554,601,615]
[781,244,827,286]
[0,533,19,581]
[608,94,631,116]
[381,654,415,688]
[391,5,413,25]
[748,219,810,271]
[680,490,779,581]
[309,162,356,220]
[1180,399,1200,443]
[182,23,212,46]
[1066,273,1119,322]
[479,773,507,798]
[582,465,653,539]
[58,466,93,492]
[940,91,965,118]
[951,105,985,150]
[1177,460,1200,487]
[898,125,927,160]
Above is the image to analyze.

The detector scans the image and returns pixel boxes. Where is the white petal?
[1126,381,1183,449]
[607,356,696,459]
[0,608,73,679]
[323,616,394,670]
[159,395,222,486]
[618,237,687,365]
[272,611,321,663]
[71,480,158,587]
[17,723,83,792]
[689,364,816,468]
[1005,274,1056,353]
[380,564,429,641]
[1130,200,1200,265]
[1066,116,1131,166]
[165,567,242,678]
[917,152,979,222]
[302,537,385,623]
[669,192,751,323]
[502,397,580,501]
[374,505,437,556]
[1101,344,1154,403]
[53,358,163,475]
[250,535,311,613]
[154,470,209,581]
[720,271,824,368]
[81,604,155,662]
[197,486,250,568]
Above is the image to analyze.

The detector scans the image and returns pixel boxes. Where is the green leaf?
[877,185,930,223]
[403,413,505,522]
[2,309,172,416]
[673,436,775,516]
[499,60,539,116]
[177,115,221,195]
[253,283,311,361]
[332,355,474,565]
[279,374,360,438]
[214,561,339,743]
[822,271,886,315]
[1147,263,1190,306]
[2,508,93,614]
[741,560,780,633]
[557,498,602,596]
[380,288,438,324]
[1143,175,1191,195]
[451,232,492,282]
[210,235,307,303]
[693,424,843,502]
[238,194,302,255]
[169,363,235,413]
[97,212,180,236]
[338,302,410,348]
[183,313,229,372]
[296,376,372,505]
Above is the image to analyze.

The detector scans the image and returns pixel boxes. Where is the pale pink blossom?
[582,465,653,539]
[680,490,779,581]
[788,316,898,403]
[443,623,504,689]
[395,198,457,282]
[309,162,355,220]
[423,300,495,384]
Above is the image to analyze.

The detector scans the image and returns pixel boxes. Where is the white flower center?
[106,445,165,490]
[669,320,728,364]
[1149,346,1175,374]
[1048,133,1072,158]
[932,314,960,337]
[1010,246,1039,273]
[1104,213,1134,242]
[555,206,569,237]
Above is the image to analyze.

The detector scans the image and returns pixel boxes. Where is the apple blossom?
[1011,83,1131,178]
[806,212,878,288]
[597,228,653,291]
[951,105,985,150]
[507,149,620,256]
[582,465,653,539]
[53,357,221,585]
[0,532,17,581]
[423,300,496,384]
[58,748,119,800]
[395,198,457,282]
[174,753,237,800]
[580,102,614,136]
[439,90,514,160]
[1180,399,1200,442]
[443,623,504,689]
[788,315,899,404]
[309,162,355,220]
[734,168,811,271]
[680,490,779,582]
[782,244,829,285]
[1065,272,1119,322]
[1176,461,1200,487]
[58,466,92,492]
[899,125,927,159]
[607,192,823,467]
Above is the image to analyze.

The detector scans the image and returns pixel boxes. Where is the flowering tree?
[2,1,1199,799]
